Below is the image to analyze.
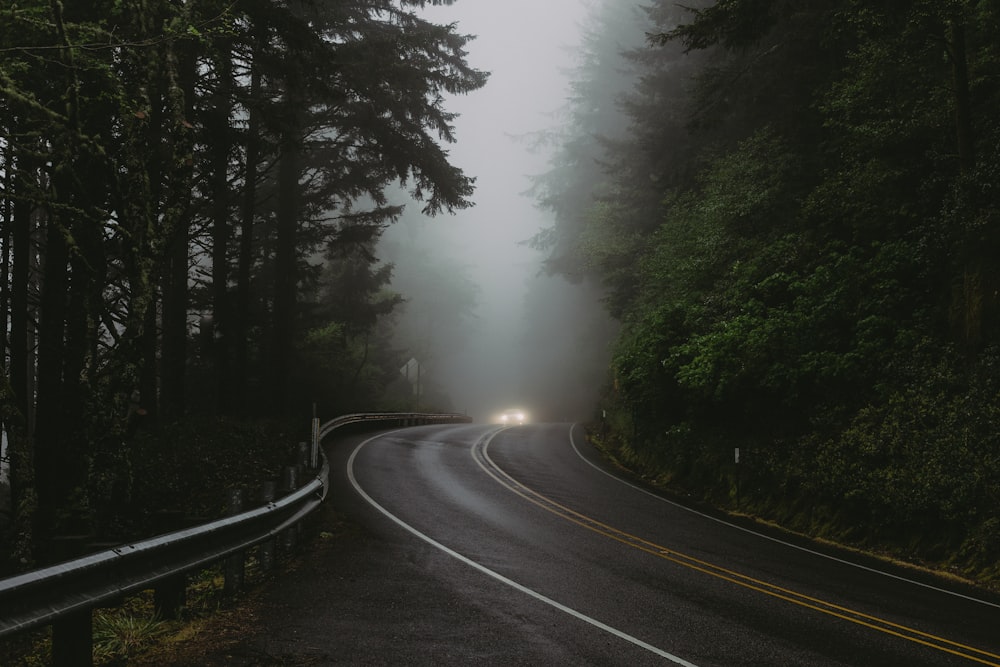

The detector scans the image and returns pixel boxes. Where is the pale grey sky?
[420,0,589,241]
[412,0,592,419]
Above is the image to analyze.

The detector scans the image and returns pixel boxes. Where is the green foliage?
[577,200,647,317]
[555,0,1000,582]
[129,419,299,526]
[809,344,1000,566]
[296,322,386,412]
[0,0,484,565]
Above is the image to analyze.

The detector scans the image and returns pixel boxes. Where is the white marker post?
[734,448,741,509]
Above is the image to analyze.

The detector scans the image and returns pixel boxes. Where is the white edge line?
[347,430,699,667]
[566,424,1000,610]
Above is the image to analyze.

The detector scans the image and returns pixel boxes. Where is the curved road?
[325,422,1000,666]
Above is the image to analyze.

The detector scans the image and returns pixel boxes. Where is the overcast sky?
[419,0,589,244]
[406,0,592,419]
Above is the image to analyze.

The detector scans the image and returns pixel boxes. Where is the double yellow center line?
[472,435,1000,666]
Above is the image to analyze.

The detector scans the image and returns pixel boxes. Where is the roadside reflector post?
[310,418,320,469]
[734,448,741,510]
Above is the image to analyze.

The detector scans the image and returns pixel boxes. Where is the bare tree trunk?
[1,147,11,501]
[947,18,986,349]
[3,148,38,565]
[1,138,10,382]
[33,207,70,543]
[270,71,304,417]
[9,160,33,429]
[950,21,974,176]
[235,27,265,414]
[211,42,235,414]
[160,43,197,421]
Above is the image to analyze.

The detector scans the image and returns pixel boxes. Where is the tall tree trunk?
[950,21,974,176]
[1,139,16,529]
[211,42,235,414]
[9,159,33,429]
[34,0,100,534]
[139,87,162,424]
[33,208,71,544]
[271,73,304,417]
[235,27,265,415]
[161,221,189,421]
[6,148,38,566]
[948,18,985,349]
[1,139,11,403]
[160,42,197,421]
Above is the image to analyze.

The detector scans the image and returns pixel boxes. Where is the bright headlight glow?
[496,408,528,425]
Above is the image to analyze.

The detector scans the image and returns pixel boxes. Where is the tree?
[249,0,487,416]
[554,0,1000,568]
[0,0,486,568]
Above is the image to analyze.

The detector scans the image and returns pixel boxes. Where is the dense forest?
[533,0,1000,581]
[3,0,999,587]
[0,0,484,572]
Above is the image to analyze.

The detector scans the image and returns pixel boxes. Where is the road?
[268,422,1000,666]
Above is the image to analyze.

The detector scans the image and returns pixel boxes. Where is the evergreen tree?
[0,0,485,568]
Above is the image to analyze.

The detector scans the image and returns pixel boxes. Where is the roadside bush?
[93,611,169,665]
[810,347,1000,571]
[113,418,301,539]
[600,339,1000,587]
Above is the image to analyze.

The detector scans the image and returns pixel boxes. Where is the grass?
[0,564,240,666]
[93,611,170,665]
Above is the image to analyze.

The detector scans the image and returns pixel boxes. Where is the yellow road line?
[472,439,1000,666]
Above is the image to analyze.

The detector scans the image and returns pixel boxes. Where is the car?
[497,408,527,425]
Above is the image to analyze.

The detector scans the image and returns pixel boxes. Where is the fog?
[380,0,613,423]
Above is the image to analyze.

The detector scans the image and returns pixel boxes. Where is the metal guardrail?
[0,411,471,643]
[318,411,471,440]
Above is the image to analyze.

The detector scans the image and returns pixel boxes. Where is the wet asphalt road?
[247,422,1000,666]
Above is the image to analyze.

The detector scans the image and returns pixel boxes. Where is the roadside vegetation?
[3,2,1000,660]
[1,558,282,666]
[0,419,346,667]
[0,1,482,660]
[0,0,483,574]
[531,0,1000,589]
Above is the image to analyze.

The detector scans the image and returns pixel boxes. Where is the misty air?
[2,1,1000,665]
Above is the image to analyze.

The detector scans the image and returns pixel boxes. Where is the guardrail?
[0,411,471,664]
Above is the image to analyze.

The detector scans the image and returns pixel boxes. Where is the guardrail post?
[153,510,187,619]
[49,535,93,667]
[0,413,474,653]
[224,489,245,594]
[154,572,187,621]
[281,466,299,552]
[258,480,277,572]
[53,610,92,667]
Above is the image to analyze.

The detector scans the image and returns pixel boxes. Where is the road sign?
[400,357,422,396]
